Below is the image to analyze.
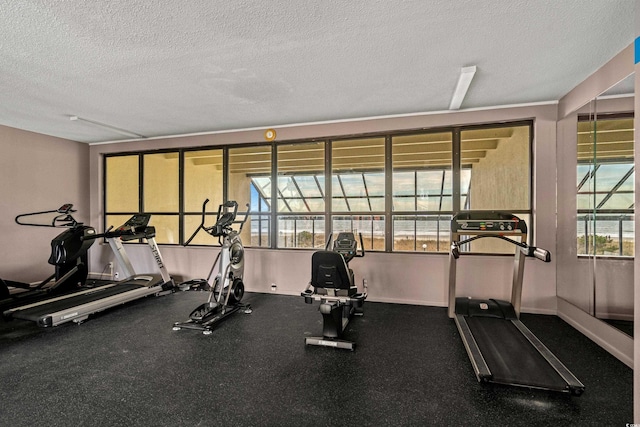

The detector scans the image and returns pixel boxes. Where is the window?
[459,124,531,254]
[277,142,326,248]
[105,154,138,214]
[104,152,179,244]
[392,131,453,252]
[143,152,179,244]
[577,114,634,257]
[183,149,223,245]
[332,137,386,250]
[103,120,533,253]
[229,145,272,247]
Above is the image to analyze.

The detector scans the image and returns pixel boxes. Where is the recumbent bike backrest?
[311,232,360,297]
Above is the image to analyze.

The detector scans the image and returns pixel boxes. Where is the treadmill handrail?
[451,234,551,262]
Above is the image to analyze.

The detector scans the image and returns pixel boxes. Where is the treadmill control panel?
[116,214,151,233]
[102,214,152,240]
[451,212,527,234]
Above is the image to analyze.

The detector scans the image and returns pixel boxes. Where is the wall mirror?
[555,42,635,357]
[578,74,635,336]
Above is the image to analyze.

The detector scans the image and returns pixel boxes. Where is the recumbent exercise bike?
[173,199,252,335]
[301,232,368,350]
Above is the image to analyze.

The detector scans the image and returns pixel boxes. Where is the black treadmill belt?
[465,316,567,391]
[10,283,145,322]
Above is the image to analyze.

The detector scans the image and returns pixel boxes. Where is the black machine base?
[172,302,252,335]
[302,290,366,351]
[304,336,356,351]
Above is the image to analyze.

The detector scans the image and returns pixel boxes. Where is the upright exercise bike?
[173,199,252,335]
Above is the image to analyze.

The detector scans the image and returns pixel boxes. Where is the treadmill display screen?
[451,211,527,234]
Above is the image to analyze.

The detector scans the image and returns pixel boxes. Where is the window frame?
[103,119,534,253]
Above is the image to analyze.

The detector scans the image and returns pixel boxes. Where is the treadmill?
[448,211,584,395]
[4,214,175,327]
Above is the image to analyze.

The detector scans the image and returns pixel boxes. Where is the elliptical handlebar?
[357,233,365,258]
[184,199,210,246]
[15,204,82,228]
[183,200,251,246]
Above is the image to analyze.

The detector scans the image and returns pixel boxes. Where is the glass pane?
[333,198,348,211]
[440,196,452,211]
[106,155,139,212]
[393,171,415,196]
[144,153,179,212]
[347,198,371,211]
[184,149,223,212]
[278,176,302,198]
[576,163,592,184]
[277,142,325,213]
[147,215,179,244]
[107,214,178,245]
[229,145,272,211]
[394,197,415,211]
[595,163,634,192]
[369,198,385,211]
[339,174,367,197]
[417,195,443,211]
[600,193,634,210]
[249,214,271,247]
[364,173,385,196]
[576,216,590,255]
[105,215,137,232]
[392,131,452,214]
[618,171,634,192]
[332,215,385,251]
[295,175,323,198]
[251,179,271,212]
[183,214,220,246]
[277,215,325,249]
[622,215,635,256]
[461,125,530,210]
[577,214,634,257]
[393,215,451,252]
[332,138,385,212]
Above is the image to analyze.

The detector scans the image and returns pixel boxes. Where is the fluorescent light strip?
[69,115,146,139]
[449,66,477,110]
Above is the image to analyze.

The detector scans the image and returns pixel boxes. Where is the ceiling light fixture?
[69,115,146,139]
[449,65,477,110]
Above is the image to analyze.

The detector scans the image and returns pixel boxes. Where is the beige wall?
[0,124,89,283]
[88,103,559,314]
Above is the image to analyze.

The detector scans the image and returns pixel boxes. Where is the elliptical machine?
[301,232,368,350]
[0,204,96,307]
[173,199,252,335]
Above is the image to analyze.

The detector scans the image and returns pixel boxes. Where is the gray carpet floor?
[0,291,633,426]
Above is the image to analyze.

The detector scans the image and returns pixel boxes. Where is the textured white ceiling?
[0,0,635,143]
